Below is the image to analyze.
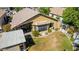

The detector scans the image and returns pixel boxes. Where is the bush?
[55,28,59,31]
[48,28,52,33]
[70,37,74,42]
[32,30,40,37]
[67,27,74,35]
[2,23,11,32]
[15,7,24,12]
[56,16,60,20]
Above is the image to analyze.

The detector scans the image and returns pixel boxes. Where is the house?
[11,8,61,34]
[0,29,26,51]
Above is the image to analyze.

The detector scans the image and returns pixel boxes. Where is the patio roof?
[0,29,26,49]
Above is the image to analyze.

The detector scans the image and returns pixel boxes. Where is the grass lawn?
[70,37,74,42]
[29,31,73,51]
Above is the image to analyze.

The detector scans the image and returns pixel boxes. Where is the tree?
[2,23,11,32]
[39,7,50,15]
[10,7,15,10]
[15,7,24,12]
[62,7,79,30]
[32,30,40,37]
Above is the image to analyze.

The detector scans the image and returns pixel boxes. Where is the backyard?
[28,31,73,51]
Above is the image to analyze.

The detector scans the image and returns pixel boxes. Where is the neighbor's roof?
[50,7,65,16]
[11,8,39,29]
[0,29,26,49]
[54,21,61,29]
[0,9,6,18]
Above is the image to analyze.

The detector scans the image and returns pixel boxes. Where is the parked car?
[74,38,79,48]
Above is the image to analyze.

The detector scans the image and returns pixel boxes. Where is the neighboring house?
[49,7,65,23]
[0,9,7,32]
[0,29,26,51]
[0,9,6,25]
[11,8,61,34]
[50,7,65,17]
[49,7,69,30]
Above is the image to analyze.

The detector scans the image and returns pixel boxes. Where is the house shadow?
[24,35,35,50]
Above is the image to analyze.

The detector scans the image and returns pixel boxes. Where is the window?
[38,25,48,31]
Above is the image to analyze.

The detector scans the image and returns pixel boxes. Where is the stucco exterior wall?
[53,21,61,29]
[32,15,54,26]
[32,15,61,30]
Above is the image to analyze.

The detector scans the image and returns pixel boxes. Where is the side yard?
[28,31,73,51]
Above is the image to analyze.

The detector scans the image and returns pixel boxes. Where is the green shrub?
[15,7,24,12]
[56,16,60,19]
[67,28,74,34]
[32,30,40,37]
[67,27,74,37]
[55,28,59,31]
[48,28,52,33]
[2,23,11,32]
[70,37,74,42]
[6,16,12,22]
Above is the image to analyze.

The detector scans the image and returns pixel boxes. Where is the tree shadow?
[24,35,35,50]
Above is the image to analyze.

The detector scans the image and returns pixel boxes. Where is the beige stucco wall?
[32,15,54,25]
[53,21,61,29]
[32,15,61,30]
